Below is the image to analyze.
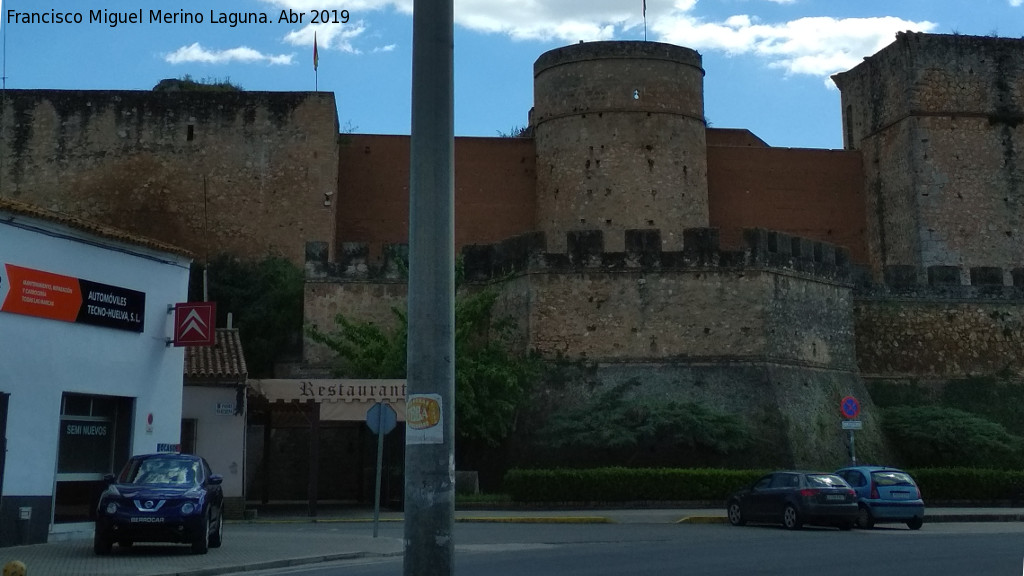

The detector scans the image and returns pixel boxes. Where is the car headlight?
[181,502,196,515]
[105,502,118,514]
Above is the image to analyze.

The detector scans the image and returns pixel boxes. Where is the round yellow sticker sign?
[406,396,441,429]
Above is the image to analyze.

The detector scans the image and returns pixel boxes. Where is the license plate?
[130,516,166,523]
[826,494,845,501]
[890,492,911,500]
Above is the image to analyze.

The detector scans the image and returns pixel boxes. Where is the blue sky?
[2,0,1024,149]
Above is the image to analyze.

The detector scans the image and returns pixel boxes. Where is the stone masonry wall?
[533,41,709,253]
[856,266,1024,378]
[834,33,1024,279]
[0,90,339,265]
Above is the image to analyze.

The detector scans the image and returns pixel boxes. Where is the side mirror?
[208,474,224,486]
[103,473,116,485]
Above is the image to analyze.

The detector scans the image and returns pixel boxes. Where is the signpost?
[366,402,397,537]
[840,396,861,465]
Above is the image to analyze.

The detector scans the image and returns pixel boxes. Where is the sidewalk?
[2,507,1022,576]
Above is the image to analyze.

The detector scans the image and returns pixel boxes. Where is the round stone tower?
[532,41,709,252]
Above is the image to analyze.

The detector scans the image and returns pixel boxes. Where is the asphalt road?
[236,521,1024,576]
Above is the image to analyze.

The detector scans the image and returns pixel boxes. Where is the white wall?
[0,216,191,496]
[182,387,246,498]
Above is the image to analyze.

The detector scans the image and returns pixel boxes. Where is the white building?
[0,198,192,545]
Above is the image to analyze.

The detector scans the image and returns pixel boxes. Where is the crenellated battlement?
[307,228,852,284]
[855,264,1024,300]
[460,228,850,284]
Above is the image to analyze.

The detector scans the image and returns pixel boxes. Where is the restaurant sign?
[0,263,146,332]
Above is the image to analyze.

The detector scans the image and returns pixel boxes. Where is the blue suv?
[835,466,924,530]
[94,453,224,554]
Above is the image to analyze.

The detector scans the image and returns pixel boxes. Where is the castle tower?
[833,32,1024,281]
[532,41,709,252]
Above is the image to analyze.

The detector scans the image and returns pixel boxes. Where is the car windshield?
[871,470,916,486]
[119,457,198,486]
[806,474,847,488]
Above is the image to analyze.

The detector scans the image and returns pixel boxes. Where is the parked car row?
[726,466,924,531]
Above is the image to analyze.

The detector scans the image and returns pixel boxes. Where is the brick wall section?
[336,134,536,261]
[533,41,709,253]
[707,145,868,265]
[834,32,1024,279]
[0,89,338,264]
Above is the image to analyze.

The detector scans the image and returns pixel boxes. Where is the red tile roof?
[0,197,193,258]
[184,328,248,385]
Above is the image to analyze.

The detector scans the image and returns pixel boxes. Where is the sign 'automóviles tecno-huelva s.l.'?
[0,263,145,332]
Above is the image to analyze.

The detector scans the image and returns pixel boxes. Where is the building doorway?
[53,393,132,523]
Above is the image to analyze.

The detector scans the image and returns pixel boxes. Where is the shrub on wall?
[533,380,750,465]
[882,406,1024,468]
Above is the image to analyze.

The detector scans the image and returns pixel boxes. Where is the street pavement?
[2,506,1024,576]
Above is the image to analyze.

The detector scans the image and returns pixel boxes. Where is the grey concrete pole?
[404,0,455,573]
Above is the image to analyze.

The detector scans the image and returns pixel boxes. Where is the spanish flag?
[313,31,319,71]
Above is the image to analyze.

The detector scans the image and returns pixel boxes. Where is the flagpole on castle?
[643,0,647,41]
[313,31,319,92]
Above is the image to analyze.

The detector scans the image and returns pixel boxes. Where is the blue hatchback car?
[94,453,224,555]
[835,466,924,530]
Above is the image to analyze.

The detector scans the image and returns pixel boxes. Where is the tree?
[306,285,543,448]
[189,254,304,377]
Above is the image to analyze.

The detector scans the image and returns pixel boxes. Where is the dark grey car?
[726,471,858,530]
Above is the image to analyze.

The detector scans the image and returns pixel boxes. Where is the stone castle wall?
[0,89,339,264]
[856,265,1024,378]
[533,41,709,253]
[834,33,1024,279]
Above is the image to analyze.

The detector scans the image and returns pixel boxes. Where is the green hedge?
[908,468,1024,501]
[503,467,1024,503]
[503,468,766,502]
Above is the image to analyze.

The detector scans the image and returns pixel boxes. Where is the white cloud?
[164,43,294,65]
[1011,0,1023,7]
[654,14,937,78]
[283,21,369,54]
[255,0,937,80]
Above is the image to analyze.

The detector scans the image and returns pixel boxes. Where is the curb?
[455,516,612,524]
[677,516,727,524]
[145,551,403,576]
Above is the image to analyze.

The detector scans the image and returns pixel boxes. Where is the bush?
[882,406,1024,468]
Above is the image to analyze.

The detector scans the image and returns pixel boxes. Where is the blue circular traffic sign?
[840,396,860,419]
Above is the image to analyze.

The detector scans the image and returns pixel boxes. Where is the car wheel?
[782,505,802,530]
[93,526,113,555]
[727,501,746,526]
[856,506,875,529]
[209,510,223,548]
[907,516,923,530]
[191,512,210,554]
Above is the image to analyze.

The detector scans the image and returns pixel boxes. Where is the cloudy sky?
[2,0,1023,148]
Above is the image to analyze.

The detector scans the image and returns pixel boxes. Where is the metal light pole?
[404,0,455,573]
